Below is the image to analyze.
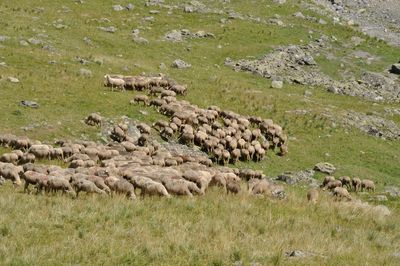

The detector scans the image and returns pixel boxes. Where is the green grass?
[0,0,400,264]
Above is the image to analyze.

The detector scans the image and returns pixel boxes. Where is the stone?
[0,35,10,42]
[384,186,400,198]
[79,68,92,78]
[271,80,283,89]
[314,162,336,174]
[319,19,327,25]
[184,5,194,13]
[113,5,124,11]
[293,12,305,19]
[373,205,391,217]
[133,36,149,44]
[0,62,7,67]
[98,26,117,33]
[28,38,42,45]
[20,100,39,108]
[164,30,183,42]
[159,62,167,70]
[126,3,134,10]
[8,77,20,83]
[19,40,29,46]
[286,250,306,257]
[370,195,388,202]
[273,0,286,4]
[304,90,313,97]
[171,59,191,69]
[389,63,400,74]
[276,169,317,186]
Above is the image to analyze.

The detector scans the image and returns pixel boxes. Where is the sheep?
[322,176,335,187]
[50,148,64,160]
[170,84,187,95]
[248,178,272,195]
[19,153,36,164]
[104,74,125,91]
[28,144,51,159]
[47,176,76,197]
[161,178,193,197]
[226,179,241,194]
[352,177,362,192]
[131,95,149,106]
[333,187,352,201]
[153,120,169,131]
[0,163,23,187]
[21,171,47,193]
[361,179,375,192]
[339,176,352,190]
[140,180,171,198]
[209,173,227,191]
[307,188,319,204]
[231,149,241,164]
[71,178,107,197]
[0,153,19,164]
[137,123,152,135]
[85,113,102,127]
[221,150,230,165]
[323,180,342,191]
[105,177,136,200]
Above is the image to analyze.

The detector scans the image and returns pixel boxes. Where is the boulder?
[390,63,400,74]
[271,80,283,89]
[314,162,336,174]
[171,59,191,69]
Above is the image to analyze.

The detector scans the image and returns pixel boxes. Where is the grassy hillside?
[0,0,399,264]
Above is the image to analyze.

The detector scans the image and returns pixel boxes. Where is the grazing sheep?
[248,178,271,195]
[131,94,149,106]
[105,177,136,200]
[307,188,319,204]
[226,180,240,194]
[104,74,125,91]
[19,153,35,164]
[85,113,102,127]
[323,180,342,191]
[0,163,23,186]
[72,179,107,197]
[162,178,193,197]
[352,177,362,192]
[21,171,47,193]
[47,176,76,197]
[0,152,19,164]
[339,176,351,189]
[28,144,51,159]
[322,176,335,187]
[140,180,171,198]
[361,179,375,192]
[333,187,352,201]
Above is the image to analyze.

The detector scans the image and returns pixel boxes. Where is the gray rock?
[159,62,167,70]
[149,10,159,14]
[271,80,283,89]
[294,12,305,19]
[304,90,313,97]
[184,5,194,13]
[171,59,191,69]
[164,30,184,42]
[319,19,327,25]
[369,195,388,202]
[20,100,39,108]
[113,5,124,11]
[393,252,400,258]
[286,250,306,257]
[28,38,42,45]
[98,26,117,33]
[0,62,7,67]
[126,3,134,10]
[79,68,92,78]
[83,37,93,46]
[133,36,149,44]
[314,162,336,174]
[390,63,400,74]
[273,0,286,4]
[8,77,20,83]
[19,40,29,46]
[0,35,10,42]
[384,186,400,198]
[276,169,317,186]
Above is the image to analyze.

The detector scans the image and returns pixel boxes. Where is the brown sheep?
[321,176,335,187]
[352,177,362,192]
[105,177,136,200]
[85,113,102,127]
[361,179,375,192]
[71,179,107,197]
[333,187,352,201]
[339,176,351,189]
[47,176,76,197]
[140,180,171,198]
[21,171,47,193]
[226,180,241,194]
[323,180,342,191]
[162,178,193,197]
[307,188,319,204]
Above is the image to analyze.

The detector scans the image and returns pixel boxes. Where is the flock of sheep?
[0,73,378,204]
[0,133,285,200]
[307,175,376,204]
[104,74,288,165]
